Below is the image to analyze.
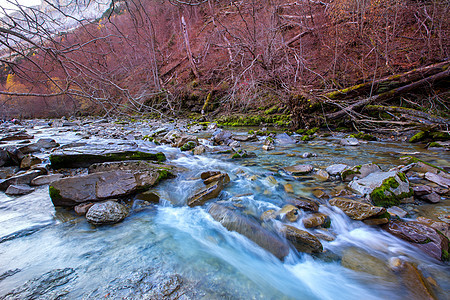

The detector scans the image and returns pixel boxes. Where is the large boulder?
[88,160,174,174]
[85,200,129,225]
[349,171,412,207]
[209,204,290,260]
[187,180,224,207]
[281,225,323,254]
[302,213,331,228]
[49,151,166,169]
[212,130,233,145]
[329,197,386,220]
[50,169,169,206]
[383,220,448,261]
[326,164,349,176]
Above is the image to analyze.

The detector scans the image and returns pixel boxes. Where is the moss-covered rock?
[50,151,166,169]
[180,141,196,151]
[350,132,377,141]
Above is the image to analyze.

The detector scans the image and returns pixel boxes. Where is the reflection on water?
[0,124,449,299]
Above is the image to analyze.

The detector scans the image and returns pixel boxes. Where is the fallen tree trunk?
[364,105,448,125]
[321,60,449,101]
[325,69,450,120]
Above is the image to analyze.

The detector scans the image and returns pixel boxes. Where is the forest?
[0,0,448,131]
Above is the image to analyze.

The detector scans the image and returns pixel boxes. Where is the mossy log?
[325,69,450,120]
[322,60,449,101]
[364,105,448,125]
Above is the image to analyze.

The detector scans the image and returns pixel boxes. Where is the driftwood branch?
[364,105,448,124]
[325,69,450,120]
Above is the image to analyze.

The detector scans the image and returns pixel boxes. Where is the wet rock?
[287,198,319,212]
[74,202,94,216]
[382,220,448,261]
[312,188,329,199]
[5,184,34,195]
[262,144,275,151]
[281,225,323,254]
[0,148,10,167]
[180,141,197,151]
[175,135,198,148]
[188,180,224,207]
[201,171,221,180]
[229,140,240,148]
[18,138,59,154]
[390,259,437,300]
[231,149,256,159]
[421,192,441,203]
[88,160,174,174]
[341,163,381,182]
[362,217,389,226]
[329,197,386,220]
[413,185,433,196]
[0,131,33,141]
[50,150,166,169]
[278,204,299,222]
[314,169,329,181]
[0,269,20,281]
[301,152,316,158]
[193,145,206,155]
[260,209,277,222]
[3,268,75,299]
[0,166,18,179]
[303,213,331,228]
[207,123,218,131]
[349,171,412,207]
[30,174,64,186]
[2,146,24,166]
[20,154,42,169]
[212,129,233,145]
[50,169,166,206]
[339,137,360,146]
[232,134,257,142]
[86,200,129,225]
[275,133,295,144]
[209,203,290,260]
[424,172,450,188]
[203,172,230,185]
[0,169,44,190]
[136,191,160,203]
[415,217,449,240]
[284,183,294,193]
[282,164,314,175]
[387,206,408,218]
[341,248,396,281]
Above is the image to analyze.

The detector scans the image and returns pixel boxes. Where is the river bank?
[0,117,449,299]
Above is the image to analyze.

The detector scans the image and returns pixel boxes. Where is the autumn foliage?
[0,0,448,118]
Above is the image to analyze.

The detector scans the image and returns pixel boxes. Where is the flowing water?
[0,121,449,299]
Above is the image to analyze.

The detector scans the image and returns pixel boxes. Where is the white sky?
[0,0,42,10]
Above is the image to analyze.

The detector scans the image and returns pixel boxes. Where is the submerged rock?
[49,150,166,169]
[282,164,314,175]
[349,171,412,207]
[281,225,323,254]
[85,200,129,225]
[383,220,448,261]
[329,197,386,220]
[209,203,290,260]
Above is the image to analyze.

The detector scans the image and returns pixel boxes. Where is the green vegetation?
[409,131,427,143]
[216,114,290,127]
[428,142,443,147]
[180,141,196,151]
[370,176,413,207]
[350,132,376,141]
[401,156,448,173]
[49,186,62,201]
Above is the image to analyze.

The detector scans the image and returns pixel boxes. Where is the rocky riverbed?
[0,117,449,299]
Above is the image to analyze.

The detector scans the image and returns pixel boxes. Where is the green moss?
[409,131,427,143]
[215,114,290,127]
[264,105,279,115]
[428,142,443,147]
[371,175,413,207]
[50,151,166,169]
[248,130,255,134]
[350,132,376,141]
[301,135,315,141]
[157,169,174,182]
[397,172,408,182]
[180,141,196,151]
[49,186,62,201]
[431,132,450,141]
[305,127,319,136]
[296,129,306,134]
[442,249,449,261]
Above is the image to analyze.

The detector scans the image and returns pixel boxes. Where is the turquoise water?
[0,122,449,299]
